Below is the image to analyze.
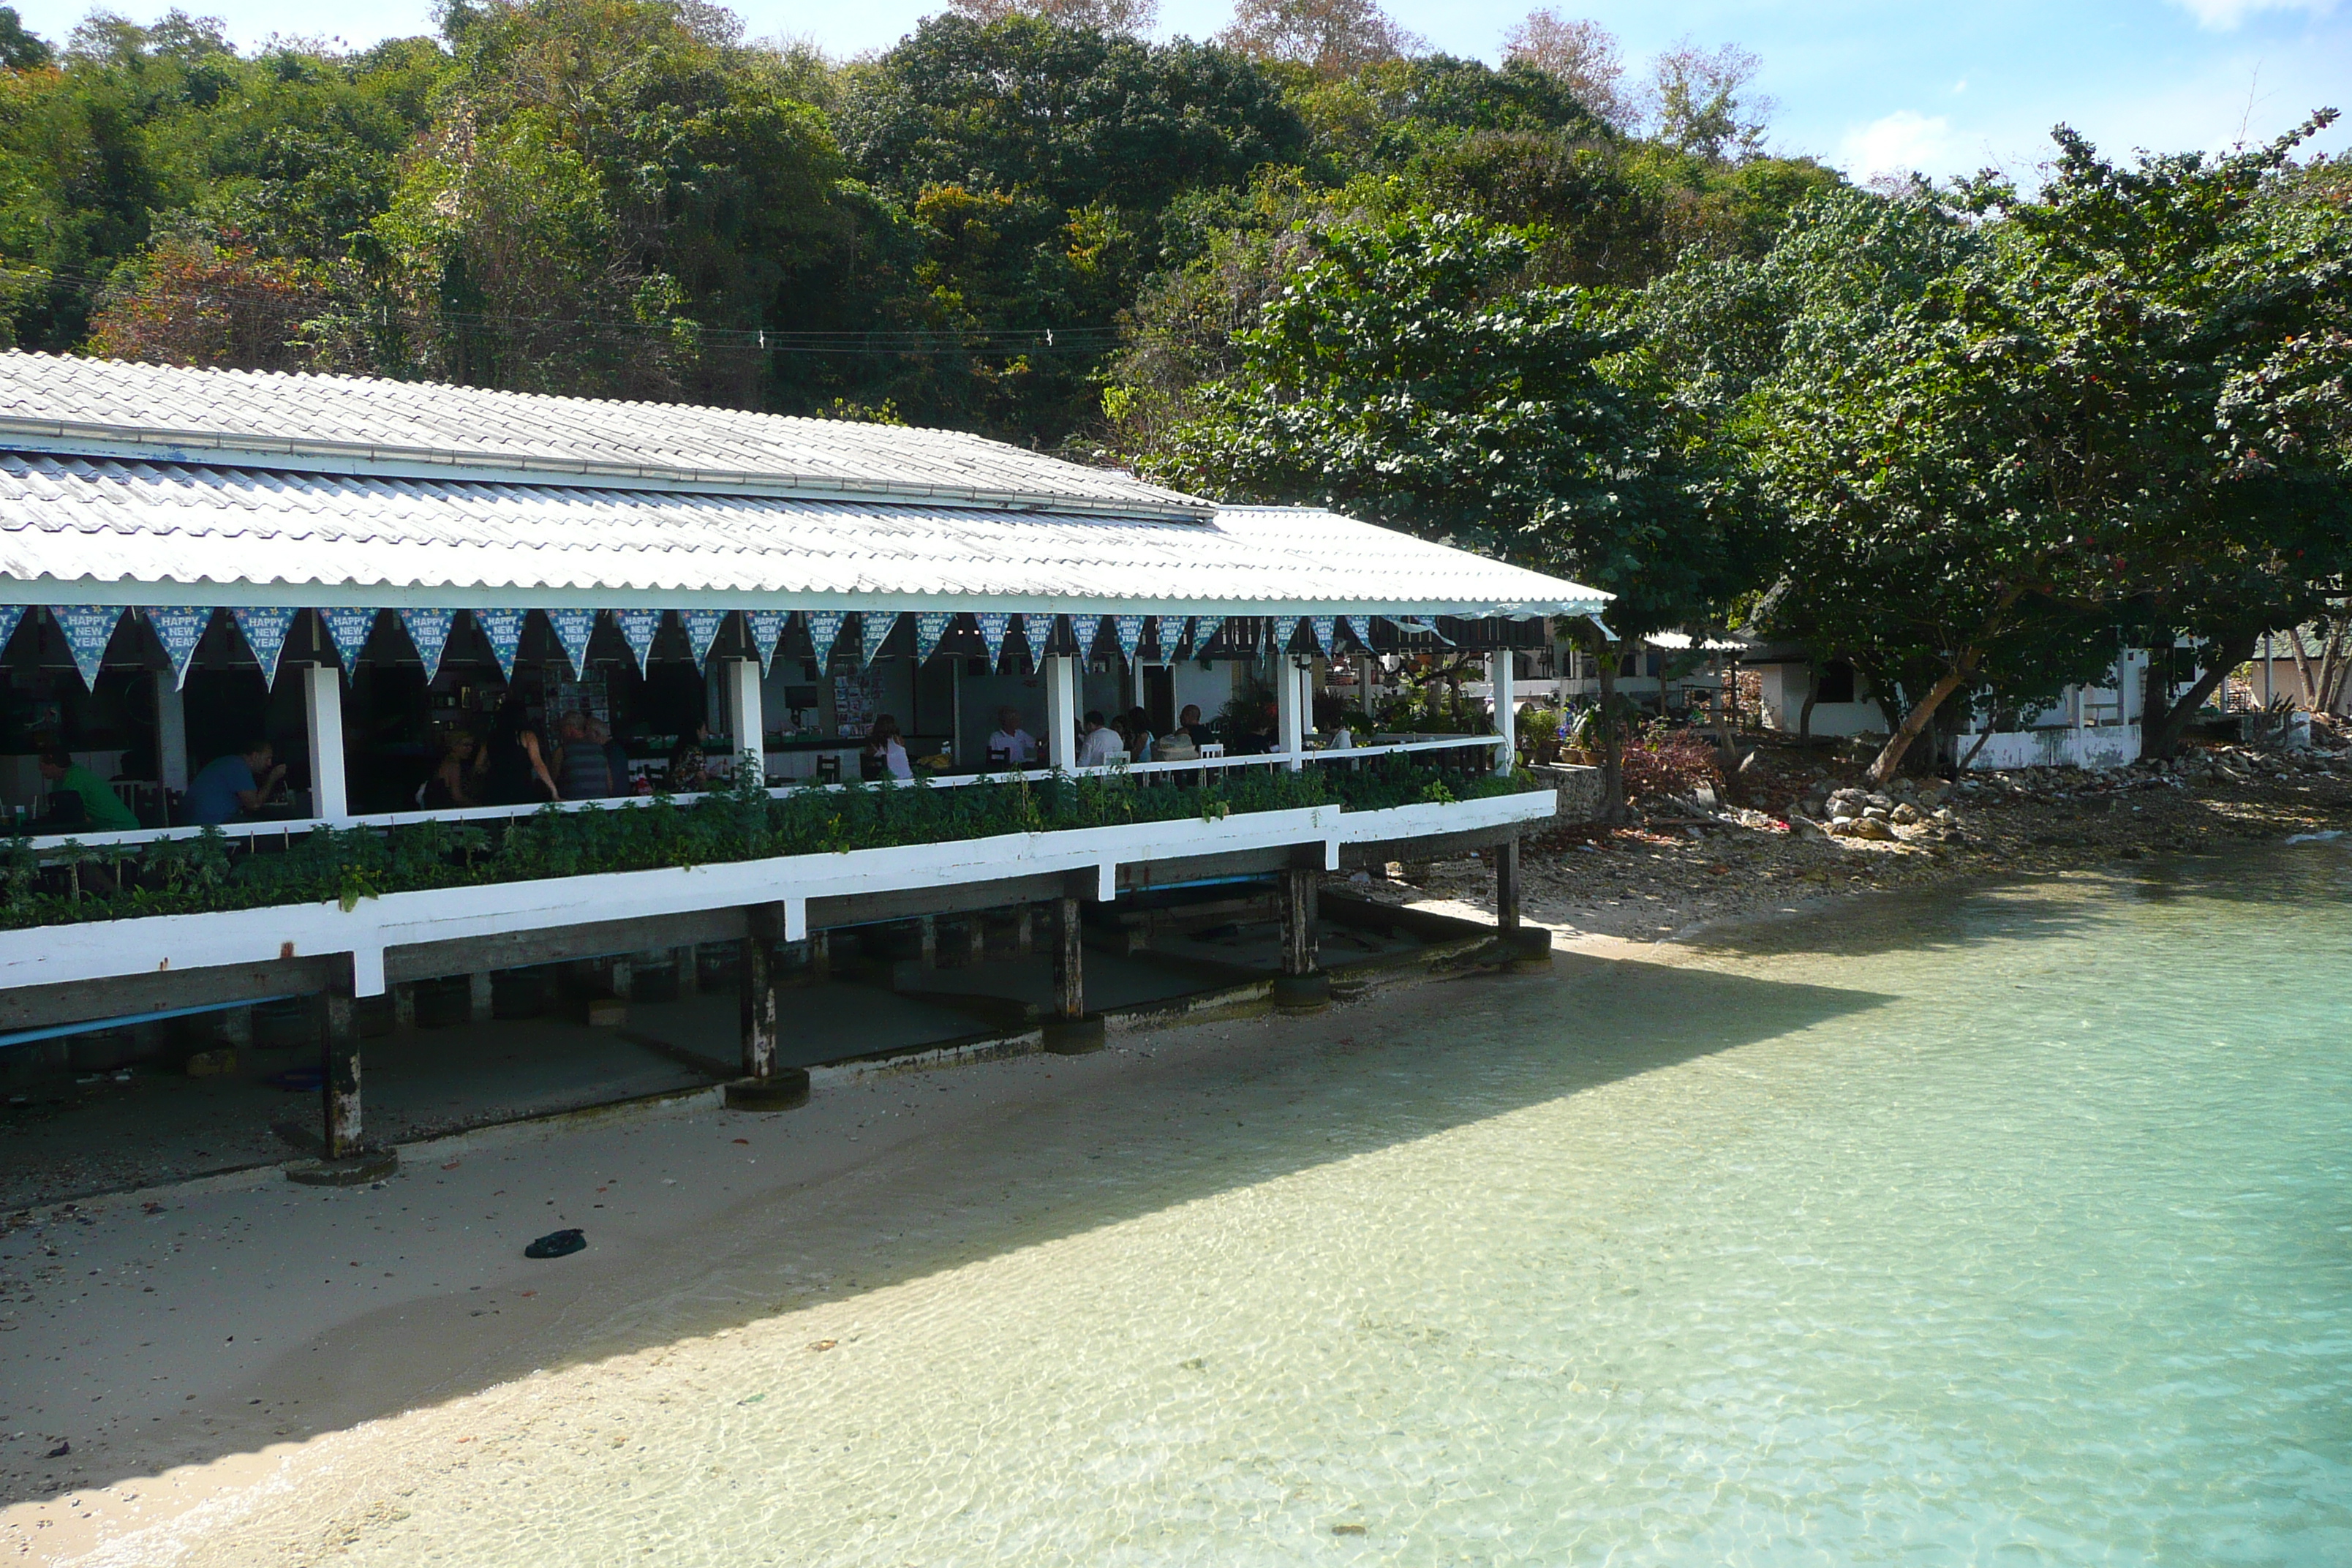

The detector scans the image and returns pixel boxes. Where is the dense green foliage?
[0,0,1833,444]
[2,757,1534,927]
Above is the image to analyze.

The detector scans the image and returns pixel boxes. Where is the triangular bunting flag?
[682,608,727,669]
[1308,617,1336,657]
[1111,614,1145,665]
[230,608,298,687]
[399,609,457,685]
[803,611,848,669]
[52,606,122,690]
[545,608,598,676]
[1192,615,1224,655]
[975,611,1014,672]
[473,608,527,681]
[144,607,213,688]
[614,610,664,675]
[1333,617,1359,654]
[913,611,954,665]
[746,611,790,674]
[0,606,23,654]
[319,608,379,676]
[1273,616,1302,656]
[856,611,894,671]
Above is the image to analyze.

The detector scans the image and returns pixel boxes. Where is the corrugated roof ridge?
[0,350,1086,459]
[0,350,1201,512]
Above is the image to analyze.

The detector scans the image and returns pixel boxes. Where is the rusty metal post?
[727,904,808,1110]
[322,965,361,1160]
[739,936,779,1080]
[1052,895,1083,1020]
[1273,864,1331,1011]
[1280,867,1319,977]
[1496,837,1522,932]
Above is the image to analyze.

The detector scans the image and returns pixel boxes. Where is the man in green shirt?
[36,748,137,833]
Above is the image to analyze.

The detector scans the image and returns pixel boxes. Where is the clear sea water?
[183,848,2352,1567]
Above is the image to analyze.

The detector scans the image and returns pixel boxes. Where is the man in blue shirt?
[183,741,285,826]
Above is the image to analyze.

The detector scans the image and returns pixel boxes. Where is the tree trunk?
[1798,685,1817,741]
[1595,640,1627,823]
[1866,668,1971,785]
[2141,631,2255,761]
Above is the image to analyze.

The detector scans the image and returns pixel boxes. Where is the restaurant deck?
[0,353,1602,1194]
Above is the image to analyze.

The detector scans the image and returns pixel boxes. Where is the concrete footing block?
[1502,928,1554,973]
[1041,1013,1107,1055]
[284,1147,399,1187]
[725,1068,811,1111]
[1271,972,1333,1012]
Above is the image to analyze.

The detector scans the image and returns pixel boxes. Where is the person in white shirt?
[1075,710,1125,768]
[986,706,1039,769]
[864,715,914,781]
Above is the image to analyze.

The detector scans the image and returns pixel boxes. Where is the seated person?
[1123,706,1156,761]
[184,741,285,826]
[864,715,914,781]
[418,730,478,810]
[34,748,137,832]
[984,706,1039,768]
[665,723,710,794]
[1174,704,1210,747]
[1076,710,1125,768]
[557,710,614,799]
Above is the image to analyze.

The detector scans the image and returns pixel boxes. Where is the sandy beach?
[4,745,2345,1564]
[3,941,1676,1564]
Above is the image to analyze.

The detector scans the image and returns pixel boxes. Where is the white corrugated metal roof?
[0,456,1607,617]
[0,352,1209,520]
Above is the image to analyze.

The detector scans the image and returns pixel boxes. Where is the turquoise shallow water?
[192,848,2352,1567]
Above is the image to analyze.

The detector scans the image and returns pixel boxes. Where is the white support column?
[302,661,348,820]
[1487,648,1518,776]
[154,673,188,791]
[1045,652,1079,772]
[722,657,763,780]
[1275,655,1306,770]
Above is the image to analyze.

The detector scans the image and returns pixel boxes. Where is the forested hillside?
[0,0,1829,442]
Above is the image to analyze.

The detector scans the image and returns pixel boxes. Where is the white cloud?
[1839,110,1961,178]
[2168,0,2339,31]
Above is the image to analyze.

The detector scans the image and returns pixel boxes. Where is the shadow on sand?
[6,944,1901,1504]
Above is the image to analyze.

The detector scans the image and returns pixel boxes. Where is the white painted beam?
[1045,653,1079,772]
[721,657,763,779]
[303,662,348,820]
[1275,655,1305,771]
[1487,649,1516,776]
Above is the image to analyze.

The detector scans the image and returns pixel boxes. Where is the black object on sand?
[524,1228,587,1259]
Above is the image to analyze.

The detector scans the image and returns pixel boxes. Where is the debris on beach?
[524,1229,586,1259]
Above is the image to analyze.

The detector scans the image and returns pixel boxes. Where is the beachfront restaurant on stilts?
[0,353,1606,1190]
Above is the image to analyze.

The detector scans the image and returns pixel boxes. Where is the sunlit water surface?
[194,849,2352,1566]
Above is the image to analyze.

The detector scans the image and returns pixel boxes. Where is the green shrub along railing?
[0,759,1542,930]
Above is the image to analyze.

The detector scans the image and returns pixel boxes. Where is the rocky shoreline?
[1349,736,2352,943]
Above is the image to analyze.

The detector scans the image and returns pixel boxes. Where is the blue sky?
[11,0,2347,177]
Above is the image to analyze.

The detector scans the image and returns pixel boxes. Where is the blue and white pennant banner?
[614,610,663,676]
[682,609,728,670]
[52,606,121,690]
[473,608,527,681]
[856,611,894,671]
[545,608,598,675]
[399,609,457,686]
[746,611,790,674]
[974,611,1014,671]
[230,608,298,687]
[803,611,848,668]
[144,607,211,687]
[319,608,379,676]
